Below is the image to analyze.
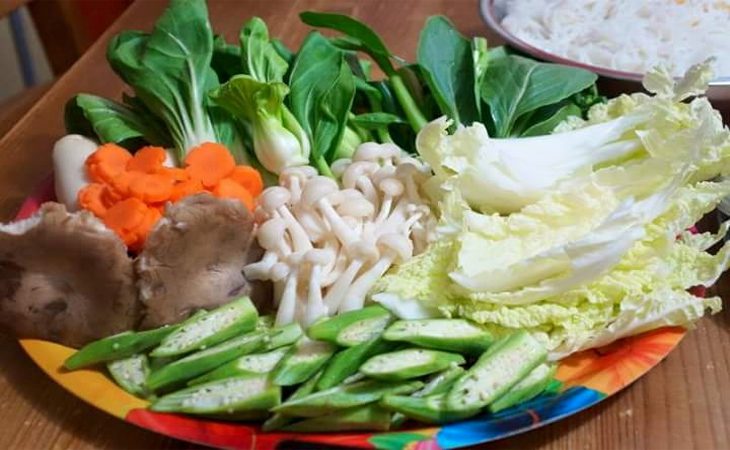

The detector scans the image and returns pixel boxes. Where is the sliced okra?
[390,365,466,428]
[317,338,395,390]
[271,338,336,386]
[271,379,423,418]
[188,346,290,386]
[147,330,266,392]
[488,363,557,414]
[262,371,322,432]
[282,404,392,432]
[263,322,303,351]
[381,393,479,424]
[360,348,465,381]
[151,296,258,358]
[383,319,492,355]
[107,354,150,398]
[150,374,280,414]
[64,324,177,370]
[307,305,391,345]
[446,331,547,411]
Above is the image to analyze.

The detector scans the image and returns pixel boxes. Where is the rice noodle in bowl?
[496,0,730,78]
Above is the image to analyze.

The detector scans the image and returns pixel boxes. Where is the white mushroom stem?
[275,255,301,326]
[323,259,363,312]
[243,252,279,280]
[303,249,331,326]
[303,177,360,248]
[260,187,312,253]
[338,234,413,313]
[324,240,378,311]
[280,166,317,204]
[321,247,348,287]
[374,177,404,227]
[342,161,379,207]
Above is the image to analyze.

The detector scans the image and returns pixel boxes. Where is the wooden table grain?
[0,1,728,449]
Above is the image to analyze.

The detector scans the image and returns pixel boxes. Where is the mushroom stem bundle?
[244,143,435,326]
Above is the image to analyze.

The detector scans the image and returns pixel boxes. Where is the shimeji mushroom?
[338,233,414,313]
[245,142,436,326]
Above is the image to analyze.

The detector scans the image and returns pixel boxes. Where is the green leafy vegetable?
[106,0,218,162]
[417,16,479,126]
[480,53,597,137]
[300,11,427,131]
[211,75,309,174]
[241,17,288,83]
[288,32,356,175]
[211,35,242,83]
[64,93,170,148]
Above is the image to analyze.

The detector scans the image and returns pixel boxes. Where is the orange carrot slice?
[214,178,255,210]
[128,173,175,203]
[227,166,264,197]
[170,178,205,202]
[159,167,189,182]
[102,197,149,246]
[184,142,235,188]
[127,146,168,173]
[86,144,132,184]
[77,183,108,217]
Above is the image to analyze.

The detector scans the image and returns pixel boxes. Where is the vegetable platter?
[2,0,730,448]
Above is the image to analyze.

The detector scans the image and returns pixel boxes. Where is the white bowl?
[479,0,730,102]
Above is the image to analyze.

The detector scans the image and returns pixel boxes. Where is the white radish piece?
[52,134,97,211]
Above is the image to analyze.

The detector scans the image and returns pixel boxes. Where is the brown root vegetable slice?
[0,202,139,348]
[136,193,268,328]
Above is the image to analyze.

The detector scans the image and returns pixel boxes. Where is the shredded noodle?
[499,0,730,77]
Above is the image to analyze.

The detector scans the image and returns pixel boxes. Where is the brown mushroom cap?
[0,203,139,348]
[136,194,270,328]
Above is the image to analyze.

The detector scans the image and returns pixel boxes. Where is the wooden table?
[0,0,728,449]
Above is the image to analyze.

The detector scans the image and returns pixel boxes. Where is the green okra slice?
[317,338,395,390]
[64,325,177,370]
[147,330,266,392]
[488,363,557,414]
[256,315,275,330]
[360,348,465,381]
[262,371,322,432]
[150,374,280,414]
[335,314,393,347]
[383,319,492,355]
[271,379,423,418]
[107,354,150,397]
[390,365,466,428]
[282,405,392,432]
[151,296,258,358]
[446,331,547,412]
[271,338,336,386]
[307,305,391,345]
[188,346,290,386]
[263,322,303,351]
[381,393,479,424]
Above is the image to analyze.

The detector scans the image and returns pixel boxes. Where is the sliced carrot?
[184,142,235,188]
[127,146,168,173]
[128,172,175,203]
[170,177,205,202]
[129,207,163,252]
[86,144,132,184]
[101,184,124,206]
[227,165,264,197]
[214,178,255,210]
[107,171,143,198]
[102,197,148,235]
[77,183,108,217]
[159,166,189,182]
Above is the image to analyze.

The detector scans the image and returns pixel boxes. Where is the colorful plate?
[15,179,691,449]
